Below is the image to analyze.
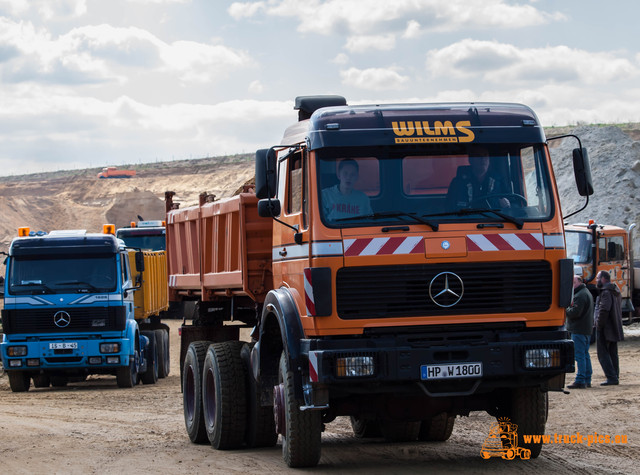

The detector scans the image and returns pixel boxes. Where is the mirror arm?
[562,194,589,221]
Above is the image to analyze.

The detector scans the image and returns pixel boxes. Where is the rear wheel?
[140,332,159,385]
[380,420,420,442]
[202,341,247,449]
[33,374,51,388]
[418,413,455,441]
[183,341,209,444]
[276,351,322,467]
[50,375,68,388]
[156,329,170,378]
[8,371,30,392]
[241,343,277,448]
[350,416,382,438]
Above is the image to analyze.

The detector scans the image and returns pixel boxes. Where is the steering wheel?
[474,192,527,208]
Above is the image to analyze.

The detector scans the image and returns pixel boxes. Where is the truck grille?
[1,306,126,334]
[336,261,551,320]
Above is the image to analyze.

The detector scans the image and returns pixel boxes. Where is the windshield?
[8,255,118,294]
[116,229,165,250]
[565,230,592,264]
[317,144,553,228]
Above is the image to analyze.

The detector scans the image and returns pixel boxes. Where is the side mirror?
[572,147,594,197]
[258,198,281,218]
[135,251,145,273]
[255,148,277,199]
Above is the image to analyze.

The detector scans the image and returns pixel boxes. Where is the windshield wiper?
[54,280,100,292]
[422,208,523,229]
[335,211,439,231]
[12,282,54,294]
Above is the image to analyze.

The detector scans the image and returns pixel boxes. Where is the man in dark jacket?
[566,275,594,389]
[595,271,624,386]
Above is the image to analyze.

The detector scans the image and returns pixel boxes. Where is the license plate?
[49,342,78,350]
[421,362,482,380]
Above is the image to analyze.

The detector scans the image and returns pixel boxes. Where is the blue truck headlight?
[26,358,40,367]
[7,346,27,357]
[9,359,23,367]
[106,356,120,364]
[88,356,102,365]
[100,343,121,354]
[336,355,376,378]
[524,348,561,369]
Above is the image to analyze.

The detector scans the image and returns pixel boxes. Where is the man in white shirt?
[322,159,372,221]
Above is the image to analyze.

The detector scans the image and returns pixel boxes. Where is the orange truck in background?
[167,96,594,467]
[566,222,639,324]
[97,166,136,178]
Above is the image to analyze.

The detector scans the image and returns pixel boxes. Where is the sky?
[0,0,639,176]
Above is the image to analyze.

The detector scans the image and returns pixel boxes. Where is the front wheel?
[8,371,30,392]
[116,352,139,388]
[509,387,547,458]
[275,351,322,467]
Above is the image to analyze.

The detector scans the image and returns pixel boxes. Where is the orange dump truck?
[167,96,594,467]
[98,166,136,178]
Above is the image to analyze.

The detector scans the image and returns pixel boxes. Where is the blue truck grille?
[1,306,126,334]
[336,261,552,319]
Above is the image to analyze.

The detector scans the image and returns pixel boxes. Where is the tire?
[50,376,68,388]
[117,350,139,388]
[241,343,277,448]
[183,341,209,444]
[509,387,547,458]
[155,329,170,378]
[8,371,30,392]
[140,332,159,385]
[350,416,382,438]
[277,351,322,467]
[202,341,247,449]
[33,374,51,388]
[380,420,421,442]
[418,413,455,441]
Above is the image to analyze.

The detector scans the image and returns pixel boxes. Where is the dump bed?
[166,193,273,302]
[129,250,169,319]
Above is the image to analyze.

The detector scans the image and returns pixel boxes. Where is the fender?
[123,318,139,366]
[254,287,306,399]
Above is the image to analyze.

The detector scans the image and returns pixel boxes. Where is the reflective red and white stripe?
[309,351,320,382]
[466,233,544,251]
[303,268,316,316]
[343,236,425,257]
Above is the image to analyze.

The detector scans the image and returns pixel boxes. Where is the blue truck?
[0,226,169,392]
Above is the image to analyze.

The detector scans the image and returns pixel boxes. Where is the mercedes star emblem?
[53,311,71,328]
[429,272,464,307]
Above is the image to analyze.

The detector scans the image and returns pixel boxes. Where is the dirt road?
[1,320,638,474]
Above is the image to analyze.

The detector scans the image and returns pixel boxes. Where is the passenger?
[446,148,511,209]
[322,159,372,221]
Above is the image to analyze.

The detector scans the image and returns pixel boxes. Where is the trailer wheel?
[202,341,247,449]
[380,420,420,442]
[183,341,209,443]
[418,413,455,441]
[33,374,51,388]
[509,387,546,458]
[141,332,159,385]
[155,329,170,378]
[241,343,277,448]
[350,416,382,438]
[116,351,139,388]
[276,351,322,467]
[8,371,30,392]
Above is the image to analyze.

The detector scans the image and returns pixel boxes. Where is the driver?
[446,148,511,209]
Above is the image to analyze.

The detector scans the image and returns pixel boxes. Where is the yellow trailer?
[128,250,169,320]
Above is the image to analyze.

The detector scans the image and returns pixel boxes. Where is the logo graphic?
[441,240,451,250]
[480,417,531,460]
[391,119,475,144]
[429,272,464,307]
[53,311,71,328]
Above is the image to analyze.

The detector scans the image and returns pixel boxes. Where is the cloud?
[426,39,639,85]
[345,34,395,53]
[0,20,253,85]
[229,0,565,37]
[340,66,409,91]
[248,79,264,94]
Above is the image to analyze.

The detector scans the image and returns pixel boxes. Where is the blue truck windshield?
[317,144,553,228]
[8,255,118,294]
[116,228,166,251]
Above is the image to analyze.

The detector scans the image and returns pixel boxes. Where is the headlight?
[100,343,120,354]
[336,355,376,378]
[524,348,561,369]
[7,346,27,357]
[106,356,120,364]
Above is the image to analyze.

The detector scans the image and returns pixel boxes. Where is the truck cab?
[0,227,159,391]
